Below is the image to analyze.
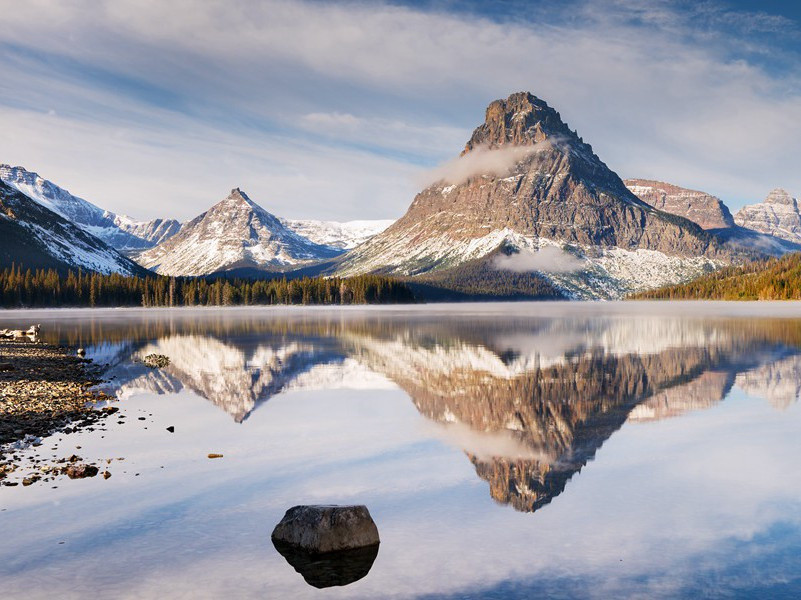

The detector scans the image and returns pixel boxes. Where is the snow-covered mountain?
[734,189,801,244]
[135,188,343,276]
[0,180,145,275]
[0,164,180,253]
[336,92,740,299]
[281,218,394,250]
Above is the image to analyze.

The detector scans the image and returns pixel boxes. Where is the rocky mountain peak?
[734,189,801,244]
[464,91,577,153]
[764,188,797,209]
[225,187,255,206]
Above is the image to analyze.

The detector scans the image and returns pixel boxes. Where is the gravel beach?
[0,339,114,485]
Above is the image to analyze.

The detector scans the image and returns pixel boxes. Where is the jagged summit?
[764,188,797,208]
[464,92,591,154]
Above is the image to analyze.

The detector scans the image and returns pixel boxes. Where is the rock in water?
[142,354,170,368]
[271,505,380,553]
[64,463,99,479]
[272,540,379,588]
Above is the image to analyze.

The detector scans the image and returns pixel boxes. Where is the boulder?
[271,505,380,553]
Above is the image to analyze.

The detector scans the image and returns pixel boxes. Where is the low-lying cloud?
[419,143,546,187]
[493,246,585,274]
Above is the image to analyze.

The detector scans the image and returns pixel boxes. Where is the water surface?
[2,302,801,598]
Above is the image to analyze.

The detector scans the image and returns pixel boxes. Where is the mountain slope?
[0,181,146,275]
[630,251,801,300]
[135,188,342,276]
[624,179,735,229]
[0,164,181,253]
[336,92,735,298]
[734,189,801,244]
[281,219,394,250]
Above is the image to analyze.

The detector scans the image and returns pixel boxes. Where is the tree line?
[0,265,416,308]
[630,252,801,300]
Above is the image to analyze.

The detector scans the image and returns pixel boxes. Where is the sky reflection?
[1,304,801,598]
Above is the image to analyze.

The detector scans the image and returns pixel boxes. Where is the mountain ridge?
[0,164,181,253]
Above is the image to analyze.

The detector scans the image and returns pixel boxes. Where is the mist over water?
[2,303,801,598]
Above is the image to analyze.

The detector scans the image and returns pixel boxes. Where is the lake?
[2,302,801,599]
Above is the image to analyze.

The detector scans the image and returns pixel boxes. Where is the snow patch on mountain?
[338,225,719,299]
[281,218,394,250]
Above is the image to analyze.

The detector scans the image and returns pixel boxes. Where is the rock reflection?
[272,540,379,588]
[86,314,801,513]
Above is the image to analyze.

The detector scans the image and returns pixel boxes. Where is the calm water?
[2,302,801,599]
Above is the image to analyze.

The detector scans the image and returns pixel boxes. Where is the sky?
[0,0,800,222]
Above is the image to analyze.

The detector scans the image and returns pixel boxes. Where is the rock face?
[624,179,735,230]
[337,92,733,298]
[0,180,146,275]
[271,505,380,553]
[0,164,181,253]
[734,189,801,244]
[135,188,342,276]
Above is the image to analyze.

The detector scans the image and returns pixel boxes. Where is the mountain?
[0,164,181,253]
[135,188,342,276]
[624,179,735,229]
[336,92,734,299]
[734,188,801,244]
[281,219,394,250]
[0,180,145,275]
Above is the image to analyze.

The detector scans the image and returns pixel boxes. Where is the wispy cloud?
[493,247,585,274]
[418,143,546,187]
[0,0,799,220]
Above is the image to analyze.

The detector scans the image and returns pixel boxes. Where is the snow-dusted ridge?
[0,164,181,253]
[281,218,394,250]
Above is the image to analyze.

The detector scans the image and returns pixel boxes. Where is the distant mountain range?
[2,91,799,298]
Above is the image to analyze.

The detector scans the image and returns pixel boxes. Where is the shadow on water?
[271,540,380,588]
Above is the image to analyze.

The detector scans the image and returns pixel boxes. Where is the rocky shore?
[0,338,114,486]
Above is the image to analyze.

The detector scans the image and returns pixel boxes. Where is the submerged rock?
[141,354,170,368]
[271,505,380,553]
[63,463,99,479]
[272,539,379,588]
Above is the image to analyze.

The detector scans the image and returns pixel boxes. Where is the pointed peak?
[227,187,252,202]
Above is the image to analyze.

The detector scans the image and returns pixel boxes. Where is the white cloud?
[493,246,586,274]
[0,0,800,219]
[419,143,546,187]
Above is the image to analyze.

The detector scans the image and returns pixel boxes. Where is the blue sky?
[0,0,800,221]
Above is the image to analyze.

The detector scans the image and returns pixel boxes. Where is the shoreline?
[0,339,114,486]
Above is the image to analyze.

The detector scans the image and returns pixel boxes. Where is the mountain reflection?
[83,314,801,513]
